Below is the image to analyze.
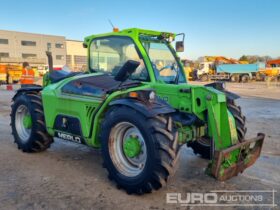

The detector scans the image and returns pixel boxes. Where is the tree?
[239,55,248,62]
[262,56,272,62]
[248,56,258,64]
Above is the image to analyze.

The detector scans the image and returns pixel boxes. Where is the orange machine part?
[0,65,7,73]
[267,59,280,67]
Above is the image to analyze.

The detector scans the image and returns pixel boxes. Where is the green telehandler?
[10,28,264,194]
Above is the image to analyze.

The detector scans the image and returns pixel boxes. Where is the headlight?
[149,91,156,102]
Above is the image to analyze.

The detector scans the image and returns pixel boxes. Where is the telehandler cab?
[11,28,264,194]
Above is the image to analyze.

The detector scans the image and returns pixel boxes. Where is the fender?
[12,85,43,100]
[205,82,240,100]
[109,98,175,117]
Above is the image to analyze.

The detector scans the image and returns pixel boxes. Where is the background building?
[0,29,66,67]
[65,40,87,71]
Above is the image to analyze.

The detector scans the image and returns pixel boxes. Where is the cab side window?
[90,37,149,81]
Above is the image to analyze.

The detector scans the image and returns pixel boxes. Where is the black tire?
[255,73,265,81]
[241,74,250,83]
[227,99,247,141]
[11,92,53,152]
[230,74,240,82]
[188,98,247,159]
[100,106,180,194]
[200,74,209,82]
[187,137,212,159]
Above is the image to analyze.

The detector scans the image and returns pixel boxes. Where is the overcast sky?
[0,0,279,60]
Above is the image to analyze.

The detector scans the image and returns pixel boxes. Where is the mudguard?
[12,85,43,100]
[109,98,175,117]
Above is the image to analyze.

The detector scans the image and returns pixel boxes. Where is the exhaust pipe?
[46,51,54,73]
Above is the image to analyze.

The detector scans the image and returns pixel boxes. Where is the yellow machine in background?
[0,65,6,84]
[0,64,22,84]
[0,64,41,85]
[204,56,240,64]
[32,67,40,77]
[257,59,280,81]
[181,59,194,80]
[6,65,22,83]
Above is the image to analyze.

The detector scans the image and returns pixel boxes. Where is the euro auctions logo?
[167,192,218,204]
[166,190,277,207]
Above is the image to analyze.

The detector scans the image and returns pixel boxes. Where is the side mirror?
[114,60,140,82]
[83,43,88,48]
[175,33,185,52]
[176,41,184,52]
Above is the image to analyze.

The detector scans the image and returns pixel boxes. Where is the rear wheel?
[230,74,240,82]
[100,106,180,194]
[255,73,265,81]
[241,74,250,83]
[11,92,53,152]
[188,98,247,159]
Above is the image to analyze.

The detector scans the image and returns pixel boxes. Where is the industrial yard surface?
[0,82,279,210]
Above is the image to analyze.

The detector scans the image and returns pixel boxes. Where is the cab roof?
[84,28,175,45]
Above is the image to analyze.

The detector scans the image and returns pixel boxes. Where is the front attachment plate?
[210,133,265,181]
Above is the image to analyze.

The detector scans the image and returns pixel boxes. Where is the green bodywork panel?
[151,83,238,149]
[42,72,152,147]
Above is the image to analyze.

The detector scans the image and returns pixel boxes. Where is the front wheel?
[100,106,180,194]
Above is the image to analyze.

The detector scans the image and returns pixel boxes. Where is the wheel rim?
[15,104,32,142]
[109,122,147,177]
[242,76,248,82]
[231,76,238,82]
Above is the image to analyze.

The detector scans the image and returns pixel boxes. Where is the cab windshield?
[140,36,186,83]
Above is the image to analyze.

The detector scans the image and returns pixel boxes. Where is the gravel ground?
[0,82,279,210]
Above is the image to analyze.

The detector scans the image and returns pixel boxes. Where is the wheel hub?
[23,115,32,129]
[109,122,147,177]
[123,135,142,158]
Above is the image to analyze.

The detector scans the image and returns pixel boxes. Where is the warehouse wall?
[0,30,66,66]
[66,40,87,71]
